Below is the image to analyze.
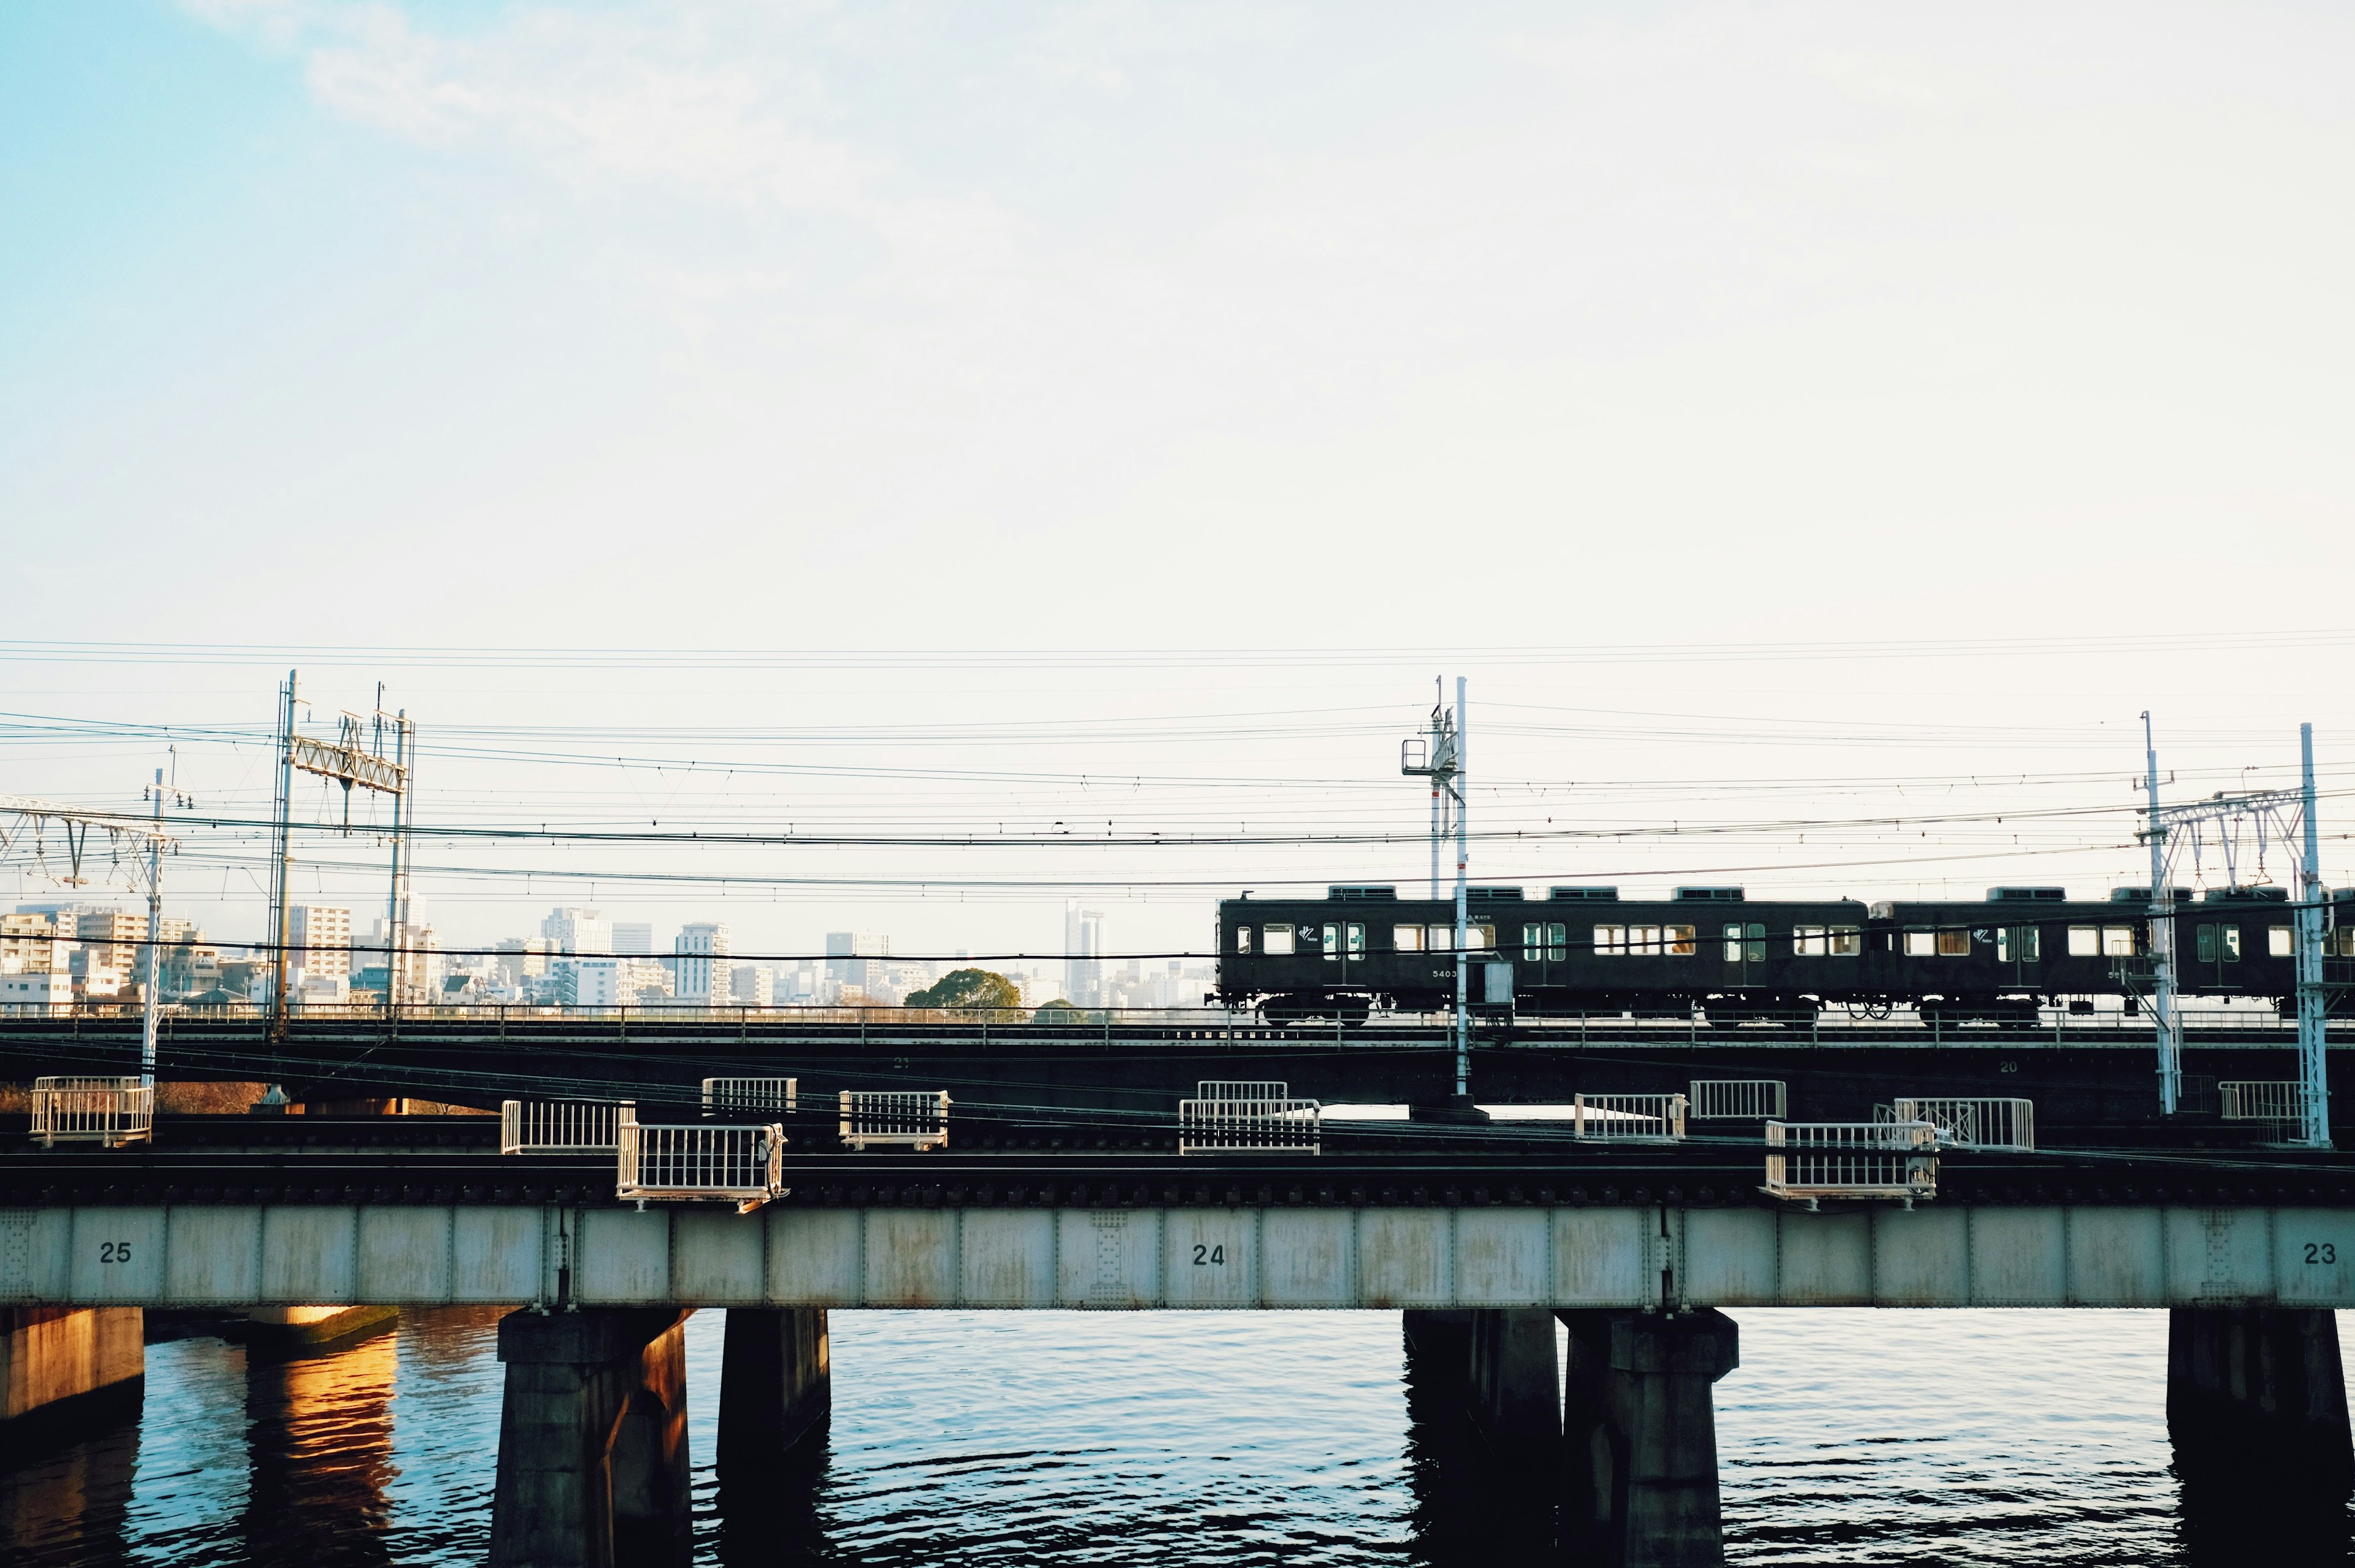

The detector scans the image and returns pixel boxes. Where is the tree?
[1032,998,1083,1019]
[903,968,1021,1011]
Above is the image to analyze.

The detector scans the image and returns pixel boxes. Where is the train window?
[1722,924,1742,962]
[2068,927,2099,957]
[1320,923,1365,961]
[1744,923,1765,962]
[1669,925,1697,957]
[1469,924,1495,950]
[1595,924,1625,956]
[1394,925,1423,952]
[1937,930,1970,957]
[1236,927,1252,954]
[1522,924,1568,962]
[1426,924,1456,952]
[2224,925,2241,961]
[2337,928,2355,957]
[1997,927,2040,963]
[2269,925,2293,958]
[2196,925,2215,963]
[1829,928,1860,957]
[2104,926,2137,957]
[1263,924,1295,956]
[1794,926,1828,956]
[1633,924,1667,955]
[1904,930,1937,957]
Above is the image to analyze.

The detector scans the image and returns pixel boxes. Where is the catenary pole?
[268,671,297,1038]
[141,766,161,1086]
[1453,676,1469,1099]
[2297,722,2330,1147]
[2143,712,2181,1114]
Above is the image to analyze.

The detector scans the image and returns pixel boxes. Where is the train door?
[2192,921,2240,989]
[1721,921,1765,987]
[1321,922,1366,984]
[1997,924,2042,987]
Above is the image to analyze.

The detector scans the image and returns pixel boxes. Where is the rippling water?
[2,1307,2347,1564]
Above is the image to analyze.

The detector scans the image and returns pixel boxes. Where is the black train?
[1213,883,2355,1028]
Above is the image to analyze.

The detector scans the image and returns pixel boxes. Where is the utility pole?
[142,766,163,1085]
[268,671,299,1039]
[1402,682,1470,1102]
[2297,722,2329,1147]
[2142,713,2181,1114]
[1452,676,1470,1100]
[383,708,414,1018]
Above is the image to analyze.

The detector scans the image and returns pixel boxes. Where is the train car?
[1212,882,2329,1028]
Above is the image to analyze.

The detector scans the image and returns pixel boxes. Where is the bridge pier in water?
[718,1306,830,1475]
[489,1307,694,1568]
[2168,1306,2353,1513]
[1559,1309,1738,1568]
[0,1307,144,1456]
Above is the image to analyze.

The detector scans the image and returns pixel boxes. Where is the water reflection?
[240,1325,398,1566]
[3,1306,2354,1564]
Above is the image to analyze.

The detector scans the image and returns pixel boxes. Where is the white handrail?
[1195,1079,1292,1101]
[838,1090,951,1151]
[499,1098,633,1154]
[1889,1096,2035,1151]
[1765,1120,1938,1200]
[702,1077,798,1116]
[616,1112,784,1210]
[1688,1080,1786,1120]
[30,1076,154,1150]
[1178,1096,1322,1155]
[2220,1080,2307,1124]
[1572,1093,1688,1141]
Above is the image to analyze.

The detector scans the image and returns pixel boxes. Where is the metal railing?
[702,1077,798,1117]
[29,1076,154,1149]
[616,1112,785,1210]
[839,1090,952,1151]
[1194,1079,1294,1102]
[1764,1120,1938,1201]
[500,1098,633,1154]
[26,999,2343,1041]
[1688,1079,1787,1120]
[1178,1094,1323,1155]
[1571,1093,1687,1141]
[1886,1096,2035,1152]
[2220,1080,2308,1125]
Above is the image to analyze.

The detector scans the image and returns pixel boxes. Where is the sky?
[3,1,2353,968]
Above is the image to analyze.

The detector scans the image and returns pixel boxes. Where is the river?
[1,1306,2345,1564]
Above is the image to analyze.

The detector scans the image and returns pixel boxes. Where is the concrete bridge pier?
[718,1307,830,1475]
[245,1305,399,1357]
[0,1307,144,1457]
[489,1307,694,1568]
[1468,1307,1562,1443]
[1558,1308,1739,1568]
[2167,1306,2353,1502]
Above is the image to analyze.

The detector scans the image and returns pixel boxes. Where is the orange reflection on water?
[242,1324,399,1564]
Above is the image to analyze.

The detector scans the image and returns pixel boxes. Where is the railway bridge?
[4,1080,2355,1566]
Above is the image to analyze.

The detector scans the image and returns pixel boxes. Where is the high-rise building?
[493,938,551,984]
[540,907,613,956]
[824,932,890,1000]
[673,923,733,1004]
[1063,903,1105,1006]
[289,905,353,983]
[0,912,58,974]
[731,964,773,1007]
[20,903,148,975]
[613,922,655,955]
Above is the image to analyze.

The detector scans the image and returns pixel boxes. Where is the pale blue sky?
[5,2,2353,955]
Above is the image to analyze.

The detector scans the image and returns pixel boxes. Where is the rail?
[23,999,2337,1043]
[702,1077,797,1117]
[500,1099,633,1155]
[615,1112,784,1212]
[1572,1093,1687,1141]
[1688,1079,1787,1120]
[1764,1120,1938,1202]
[839,1090,951,1152]
[1886,1096,2035,1152]
[1178,1096,1322,1155]
[2220,1080,2309,1126]
[29,1076,153,1149]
